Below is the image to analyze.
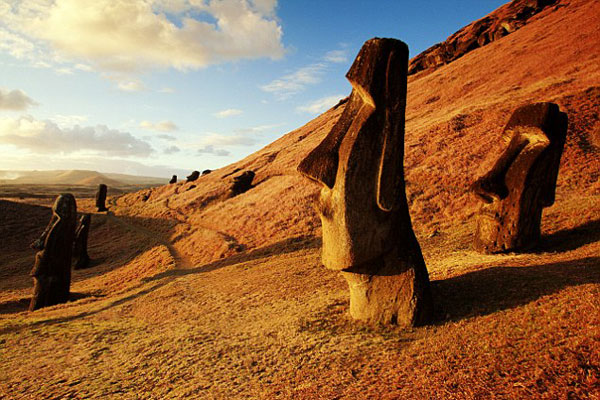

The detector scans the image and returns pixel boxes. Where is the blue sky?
[0,0,506,178]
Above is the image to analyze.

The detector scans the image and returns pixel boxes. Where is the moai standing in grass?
[73,214,91,270]
[29,194,78,311]
[95,183,108,212]
[471,102,568,253]
[169,175,177,184]
[297,38,433,326]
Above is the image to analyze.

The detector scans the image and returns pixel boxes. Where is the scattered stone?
[471,102,568,253]
[29,194,77,311]
[202,169,212,175]
[73,214,91,270]
[230,171,255,197]
[169,175,177,184]
[95,184,108,212]
[186,171,200,182]
[297,38,433,326]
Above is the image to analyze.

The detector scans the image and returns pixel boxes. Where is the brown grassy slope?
[116,0,599,265]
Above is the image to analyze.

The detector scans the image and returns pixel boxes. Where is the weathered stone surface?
[169,175,177,184]
[297,38,433,326]
[202,169,212,175]
[408,0,558,75]
[95,184,108,212]
[186,171,200,182]
[230,171,255,197]
[471,102,568,253]
[73,214,91,270]
[29,194,77,311]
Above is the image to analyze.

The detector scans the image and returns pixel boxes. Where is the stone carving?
[73,214,91,270]
[169,175,177,184]
[471,102,568,253]
[29,194,77,311]
[202,169,212,175]
[297,38,433,326]
[95,184,108,212]
[186,171,200,182]
[230,171,255,197]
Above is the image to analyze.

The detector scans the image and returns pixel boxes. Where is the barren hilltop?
[1,0,598,398]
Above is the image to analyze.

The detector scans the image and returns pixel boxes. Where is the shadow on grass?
[0,292,101,315]
[536,219,600,253]
[432,256,600,323]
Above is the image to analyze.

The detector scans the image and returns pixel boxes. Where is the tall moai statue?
[29,194,77,311]
[73,214,91,270]
[169,175,177,184]
[471,102,568,253]
[297,38,433,326]
[95,183,108,212]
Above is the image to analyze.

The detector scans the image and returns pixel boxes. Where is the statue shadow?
[432,256,600,323]
[535,219,600,253]
[0,292,100,315]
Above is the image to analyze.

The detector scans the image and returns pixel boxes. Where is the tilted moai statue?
[95,184,108,212]
[186,171,200,182]
[169,175,177,184]
[471,102,568,253]
[230,171,255,197]
[29,194,77,311]
[73,214,91,270]
[297,38,433,326]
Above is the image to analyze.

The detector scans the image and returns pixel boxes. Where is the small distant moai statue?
[29,194,77,311]
[95,184,108,212]
[186,171,200,182]
[169,175,177,184]
[73,214,91,270]
[297,38,433,326]
[202,169,212,176]
[230,171,255,196]
[471,102,568,253]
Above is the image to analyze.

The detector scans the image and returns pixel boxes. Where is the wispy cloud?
[0,89,38,111]
[158,87,175,93]
[157,134,176,141]
[214,108,243,118]
[49,114,88,128]
[117,80,146,92]
[197,145,231,157]
[297,95,345,114]
[0,115,153,157]
[323,49,348,63]
[199,133,258,147]
[260,63,326,99]
[140,120,178,132]
[163,145,180,154]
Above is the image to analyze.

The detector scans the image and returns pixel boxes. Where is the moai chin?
[297,38,433,326]
[29,194,77,311]
[95,184,108,212]
[169,175,177,184]
[73,214,91,270]
[471,102,568,253]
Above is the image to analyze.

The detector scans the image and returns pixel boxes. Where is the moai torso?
[471,103,568,253]
[96,184,108,212]
[29,194,77,310]
[297,38,433,326]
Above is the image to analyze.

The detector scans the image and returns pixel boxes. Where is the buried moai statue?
[230,171,255,197]
[471,102,568,253]
[297,38,433,326]
[73,214,91,270]
[186,171,200,182]
[29,194,78,311]
[169,175,177,184]
[95,184,108,212]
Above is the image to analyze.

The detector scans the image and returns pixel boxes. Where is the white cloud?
[117,80,146,92]
[197,145,230,156]
[0,89,38,111]
[49,114,88,127]
[0,0,285,73]
[323,49,348,63]
[158,87,175,93]
[297,95,345,114]
[199,133,258,147]
[260,63,326,99]
[0,115,153,157]
[157,134,176,141]
[163,145,180,154]
[140,120,178,132]
[214,108,243,118]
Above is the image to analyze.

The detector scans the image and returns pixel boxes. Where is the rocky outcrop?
[408,0,559,75]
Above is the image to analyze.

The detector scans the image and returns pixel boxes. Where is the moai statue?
[73,214,91,270]
[297,38,433,326]
[471,102,568,253]
[169,175,177,184]
[29,194,77,311]
[202,169,212,176]
[230,171,255,197]
[95,184,108,212]
[186,171,200,182]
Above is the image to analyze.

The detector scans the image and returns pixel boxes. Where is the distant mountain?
[0,170,166,186]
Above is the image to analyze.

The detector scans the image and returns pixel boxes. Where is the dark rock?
[230,171,255,197]
[169,175,177,184]
[202,169,212,175]
[95,184,108,212]
[297,38,433,327]
[186,171,200,182]
[73,214,91,270]
[29,194,77,311]
[471,102,568,253]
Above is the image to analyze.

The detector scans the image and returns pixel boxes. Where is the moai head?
[297,38,432,326]
[298,38,410,270]
[95,184,108,212]
[186,171,200,182]
[169,175,177,184]
[471,103,568,253]
[54,193,77,222]
[231,171,255,196]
